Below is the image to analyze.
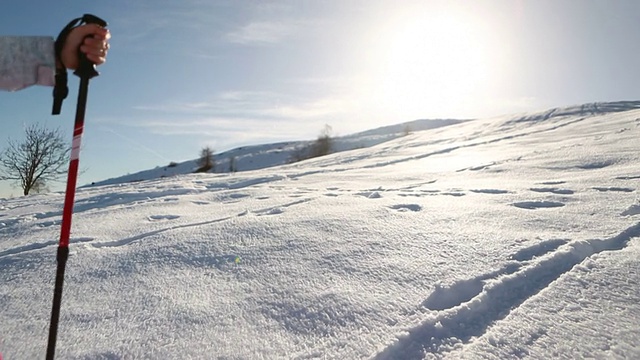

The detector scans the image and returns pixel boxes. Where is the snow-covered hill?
[90,119,466,187]
[1,101,639,359]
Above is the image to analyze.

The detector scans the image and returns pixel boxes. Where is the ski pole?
[46,14,108,360]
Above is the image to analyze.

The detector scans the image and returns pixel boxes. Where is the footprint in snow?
[469,163,494,171]
[470,189,510,195]
[621,205,640,216]
[229,193,250,199]
[356,191,382,199]
[615,175,640,180]
[148,215,180,221]
[441,192,466,197]
[530,187,575,195]
[389,204,422,212]
[38,219,62,228]
[539,180,566,185]
[398,193,425,198]
[219,193,250,203]
[576,160,616,170]
[592,187,635,193]
[512,201,565,210]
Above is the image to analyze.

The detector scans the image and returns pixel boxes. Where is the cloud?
[98,126,170,162]
[111,1,231,50]
[224,21,295,45]
[132,89,352,121]
[132,91,279,117]
[262,97,352,119]
[107,116,313,150]
[117,87,362,150]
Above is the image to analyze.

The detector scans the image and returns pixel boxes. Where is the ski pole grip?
[73,14,108,79]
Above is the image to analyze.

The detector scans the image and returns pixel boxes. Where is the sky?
[1,0,640,197]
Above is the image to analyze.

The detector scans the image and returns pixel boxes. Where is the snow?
[1,101,639,359]
[90,119,466,187]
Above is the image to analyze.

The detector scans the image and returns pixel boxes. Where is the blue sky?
[1,0,640,197]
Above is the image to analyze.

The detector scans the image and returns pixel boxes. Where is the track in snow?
[375,222,640,359]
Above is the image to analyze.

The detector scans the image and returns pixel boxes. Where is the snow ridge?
[505,100,640,125]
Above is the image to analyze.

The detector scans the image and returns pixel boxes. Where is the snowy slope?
[90,119,466,187]
[1,101,639,359]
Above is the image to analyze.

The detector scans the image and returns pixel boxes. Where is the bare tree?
[288,144,310,163]
[0,124,69,196]
[229,156,237,173]
[195,146,214,173]
[288,124,334,164]
[310,124,333,158]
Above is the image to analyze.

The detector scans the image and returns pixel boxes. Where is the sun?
[368,8,499,119]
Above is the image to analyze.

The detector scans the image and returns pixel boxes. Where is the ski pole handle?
[74,14,108,80]
[53,14,108,114]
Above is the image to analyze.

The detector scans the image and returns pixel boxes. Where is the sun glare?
[369,8,498,119]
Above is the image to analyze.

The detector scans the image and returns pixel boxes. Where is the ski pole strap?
[52,14,107,115]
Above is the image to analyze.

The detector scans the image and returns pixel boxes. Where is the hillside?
[1,101,639,359]
[90,119,466,187]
